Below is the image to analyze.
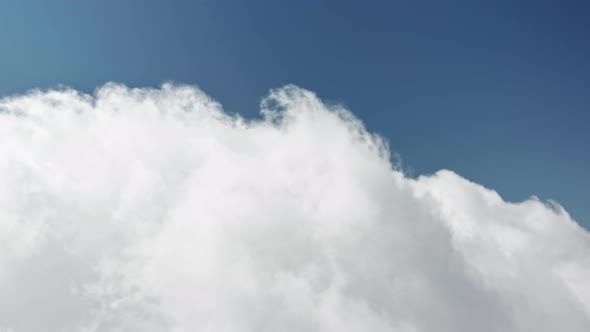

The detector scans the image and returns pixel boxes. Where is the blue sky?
[1,0,588,226]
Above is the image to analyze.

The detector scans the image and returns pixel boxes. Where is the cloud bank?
[0,83,589,331]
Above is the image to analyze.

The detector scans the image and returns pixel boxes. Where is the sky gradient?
[1,0,588,226]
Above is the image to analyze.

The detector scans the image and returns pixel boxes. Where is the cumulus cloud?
[0,83,589,331]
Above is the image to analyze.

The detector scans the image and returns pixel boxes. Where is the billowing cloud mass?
[0,83,589,332]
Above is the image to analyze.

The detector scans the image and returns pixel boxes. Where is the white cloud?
[0,83,589,331]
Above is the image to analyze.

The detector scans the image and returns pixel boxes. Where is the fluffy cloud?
[0,83,589,331]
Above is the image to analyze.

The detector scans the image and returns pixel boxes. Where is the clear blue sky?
[1,0,588,227]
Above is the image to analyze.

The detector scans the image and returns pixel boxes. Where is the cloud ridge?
[0,83,589,331]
